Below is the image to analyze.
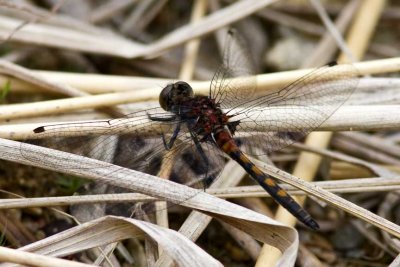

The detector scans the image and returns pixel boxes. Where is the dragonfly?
[22,30,358,229]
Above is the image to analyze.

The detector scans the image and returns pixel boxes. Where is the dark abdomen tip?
[306,218,320,230]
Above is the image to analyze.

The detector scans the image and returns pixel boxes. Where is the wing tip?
[33,126,45,133]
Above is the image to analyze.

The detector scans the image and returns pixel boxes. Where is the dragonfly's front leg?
[147,113,180,150]
[147,114,176,122]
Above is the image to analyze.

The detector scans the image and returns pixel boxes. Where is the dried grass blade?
[0,137,300,266]
[0,216,222,267]
[253,158,400,238]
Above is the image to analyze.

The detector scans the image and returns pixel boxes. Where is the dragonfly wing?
[113,131,226,188]
[20,108,172,171]
[210,29,257,109]
[226,63,359,155]
[20,107,226,188]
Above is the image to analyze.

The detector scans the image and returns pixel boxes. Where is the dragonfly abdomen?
[214,130,319,230]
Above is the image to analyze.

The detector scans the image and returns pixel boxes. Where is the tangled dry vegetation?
[0,0,400,266]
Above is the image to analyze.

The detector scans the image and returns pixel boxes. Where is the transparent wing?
[21,108,169,171]
[224,63,359,155]
[20,107,227,217]
[210,29,257,108]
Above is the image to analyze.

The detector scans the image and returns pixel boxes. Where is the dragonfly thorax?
[159,81,194,112]
[187,96,231,138]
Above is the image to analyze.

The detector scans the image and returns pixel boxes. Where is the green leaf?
[56,174,86,195]
[0,80,11,103]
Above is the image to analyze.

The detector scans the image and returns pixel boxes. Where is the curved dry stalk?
[0,137,300,266]
[2,136,400,263]
[0,0,278,58]
[0,216,222,267]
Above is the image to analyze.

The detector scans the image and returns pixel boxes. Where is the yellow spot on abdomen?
[221,142,231,152]
[264,178,276,187]
[239,153,250,163]
[277,189,287,197]
[251,165,263,176]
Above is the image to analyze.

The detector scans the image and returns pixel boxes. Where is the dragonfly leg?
[162,122,181,150]
[189,130,210,190]
[227,120,240,135]
[147,113,176,122]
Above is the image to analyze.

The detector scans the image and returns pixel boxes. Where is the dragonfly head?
[159,81,194,111]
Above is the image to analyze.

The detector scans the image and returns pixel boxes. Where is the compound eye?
[159,82,194,111]
[176,81,194,98]
[159,84,173,111]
